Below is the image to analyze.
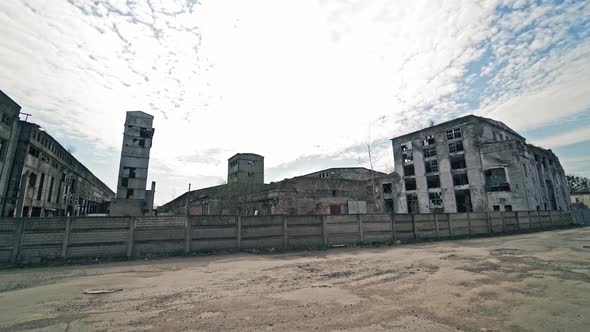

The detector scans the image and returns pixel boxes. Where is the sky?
[1,0,589,206]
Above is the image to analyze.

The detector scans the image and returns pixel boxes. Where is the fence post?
[528,210,533,229]
[390,213,397,242]
[62,216,72,259]
[411,214,417,240]
[448,213,453,237]
[501,212,506,233]
[434,213,440,240]
[282,215,288,249]
[357,214,364,243]
[127,217,136,259]
[467,212,472,237]
[10,218,26,265]
[515,212,520,232]
[184,216,191,254]
[487,211,492,234]
[236,215,242,251]
[538,209,543,230]
[548,211,553,227]
[321,215,329,247]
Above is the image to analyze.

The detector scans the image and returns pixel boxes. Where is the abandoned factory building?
[158,160,388,216]
[391,115,571,214]
[0,90,114,217]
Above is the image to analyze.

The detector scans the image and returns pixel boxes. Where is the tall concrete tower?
[110,111,155,216]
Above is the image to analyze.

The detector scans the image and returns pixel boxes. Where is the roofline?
[126,111,154,119]
[0,89,22,111]
[228,153,264,160]
[390,114,525,142]
[301,166,387,175]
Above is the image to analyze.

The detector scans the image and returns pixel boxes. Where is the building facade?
[391,115,570,213]
[2,121,114,217]
[111,111,155,216]
[0,90,22,214]
[227,153,264,184]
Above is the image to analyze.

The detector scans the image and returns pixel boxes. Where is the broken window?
[28,146,39,158]
[139,139,145,147]
[121,177,129,187]
[448,141,464,153]
[406,193,418,214]
[405,178,417,191]
[450,155,466,170]
[37,173,45,201]
[422,135,435,146]
[429,192,443,207]
[446,127,462,140]
[384,199,394,212]
[139,127,153,138]
[402,151,413,164]
[425,160,438,173]
[455,189,472,212]
[504,205,512,212]
[493,205,500,211]
[29,173,37,187]
[484,168,510,192]
[382,183,392,193]
[427,175,440,189]
[123,167,136,178]
[401,142,412,152]
[126,189,134,199]
[47,177,54,202]
[452,173,469,186]
[424,146,437,158]
[403,164,415,176]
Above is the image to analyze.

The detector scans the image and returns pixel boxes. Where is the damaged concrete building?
[391,115,571,213]
[1,90,114,217]
[158,159,387,216]
[110,111,156,216]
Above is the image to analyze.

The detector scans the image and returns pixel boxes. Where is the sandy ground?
[0,228,589,332]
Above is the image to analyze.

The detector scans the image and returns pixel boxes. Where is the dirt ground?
[0,228,589,332]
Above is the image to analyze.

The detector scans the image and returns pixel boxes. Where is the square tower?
[227,153,264,184]
[111,111,155,216]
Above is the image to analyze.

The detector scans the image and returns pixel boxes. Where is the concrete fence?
[0,210,573,265]
[571,209,590,225]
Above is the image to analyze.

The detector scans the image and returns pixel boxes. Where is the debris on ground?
[82,288,123,295]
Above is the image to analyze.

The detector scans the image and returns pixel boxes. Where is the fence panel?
[287,215,323,248]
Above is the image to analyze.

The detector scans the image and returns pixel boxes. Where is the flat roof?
[228,153,264,160]
[390,114,525,142]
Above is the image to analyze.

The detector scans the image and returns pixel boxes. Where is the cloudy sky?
[1,0,589,206]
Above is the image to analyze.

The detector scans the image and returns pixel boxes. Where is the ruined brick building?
[158,158,387,216]
[391,115,571,213]
[0,90,114,217]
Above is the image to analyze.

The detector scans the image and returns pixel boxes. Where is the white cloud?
[532,126,590,149]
